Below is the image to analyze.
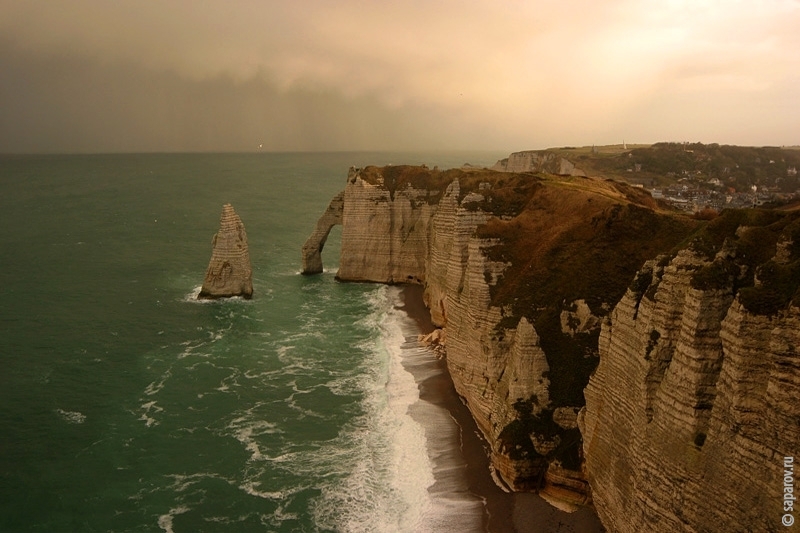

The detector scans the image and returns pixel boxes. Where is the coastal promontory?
[303,151,800,532]
[303,163,697,505]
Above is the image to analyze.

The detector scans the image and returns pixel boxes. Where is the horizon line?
[2,142,799,157]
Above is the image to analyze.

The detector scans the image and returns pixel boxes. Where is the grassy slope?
[476,175,700,406]
[556,142,800,190]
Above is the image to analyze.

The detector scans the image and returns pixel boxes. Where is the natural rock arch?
[301,190,344,274]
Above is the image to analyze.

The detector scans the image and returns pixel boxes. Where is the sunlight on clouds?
[0,0,797,151]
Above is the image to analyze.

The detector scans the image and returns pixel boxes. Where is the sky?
[1,0,798,153]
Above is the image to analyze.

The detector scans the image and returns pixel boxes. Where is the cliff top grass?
[356,164,527,204]
[356,163,670,213]
[475,174,699,314]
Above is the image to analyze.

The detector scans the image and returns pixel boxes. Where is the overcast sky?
[1,0,798,153]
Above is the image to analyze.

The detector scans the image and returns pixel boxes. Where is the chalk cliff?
[304,165,698,509]
[580,211,800,532]
[302,191,344,275]
[492,150,587,177]
[199,203,253,299]
[304,164,800,530]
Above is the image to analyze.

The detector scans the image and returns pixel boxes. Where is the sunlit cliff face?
[1,1,799,153]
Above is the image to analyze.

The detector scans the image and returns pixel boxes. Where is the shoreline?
[399,284,605,533]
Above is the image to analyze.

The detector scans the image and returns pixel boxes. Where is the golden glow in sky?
[1,0,798,152]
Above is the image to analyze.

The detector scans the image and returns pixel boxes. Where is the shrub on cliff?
[497,399,583,475]
[739,259,800,315]
[690,259,741,291]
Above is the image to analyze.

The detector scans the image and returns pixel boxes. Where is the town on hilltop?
[503,142,800,213]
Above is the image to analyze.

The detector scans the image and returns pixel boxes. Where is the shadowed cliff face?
[305,165,800,530]
[580,210,800,533]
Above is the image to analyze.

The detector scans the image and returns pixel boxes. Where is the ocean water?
[0,152,505,532]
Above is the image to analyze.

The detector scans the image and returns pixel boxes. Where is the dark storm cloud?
[0,39,467,153]
[1,1,798,153]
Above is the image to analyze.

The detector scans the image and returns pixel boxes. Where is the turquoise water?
[0,152,504,532]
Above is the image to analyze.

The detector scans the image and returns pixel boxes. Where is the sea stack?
[198,204,253,299]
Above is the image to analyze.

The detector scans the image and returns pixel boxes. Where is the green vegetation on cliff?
[684,208,800,315]
[476,174,700,406]
[498,398,583,472]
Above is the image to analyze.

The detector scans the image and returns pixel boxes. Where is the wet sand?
[399,284,605,533]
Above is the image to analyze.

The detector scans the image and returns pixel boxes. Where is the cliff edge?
[492,150,587,177]
[303,165,698,509]
[303,165,799,530]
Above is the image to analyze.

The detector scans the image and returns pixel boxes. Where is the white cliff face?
[327,166,593,504]
[581,245,800,533]
[424,178,493,326]
[492,150,587,177]
[336,167,435,283]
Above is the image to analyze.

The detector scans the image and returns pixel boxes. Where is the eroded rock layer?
[307,164,800,530]
[492,150,587,177]
[580,211,800,533]
[301,190,344,274]
[308,165,698,509]
[199,203,253,299]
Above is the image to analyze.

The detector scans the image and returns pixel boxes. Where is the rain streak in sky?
[1,0,798,153]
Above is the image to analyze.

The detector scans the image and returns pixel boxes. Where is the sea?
[0,151,508,532]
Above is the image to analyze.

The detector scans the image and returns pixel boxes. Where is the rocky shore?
[402,285,604,533]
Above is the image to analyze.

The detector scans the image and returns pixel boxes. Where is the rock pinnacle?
[198,204,253,299]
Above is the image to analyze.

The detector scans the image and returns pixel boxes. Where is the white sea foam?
[184,285,206,302]
[139,400,164,427]
[238,481,288,500]
[183,285,254,304]
[227,416,281,462]
[157,506,190,533]
[144,369,172,396]
[55,408,86,424]
[285,383,326,419]
[311,285,483,533]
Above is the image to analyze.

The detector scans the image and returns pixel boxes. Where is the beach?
[400,285,605,533]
